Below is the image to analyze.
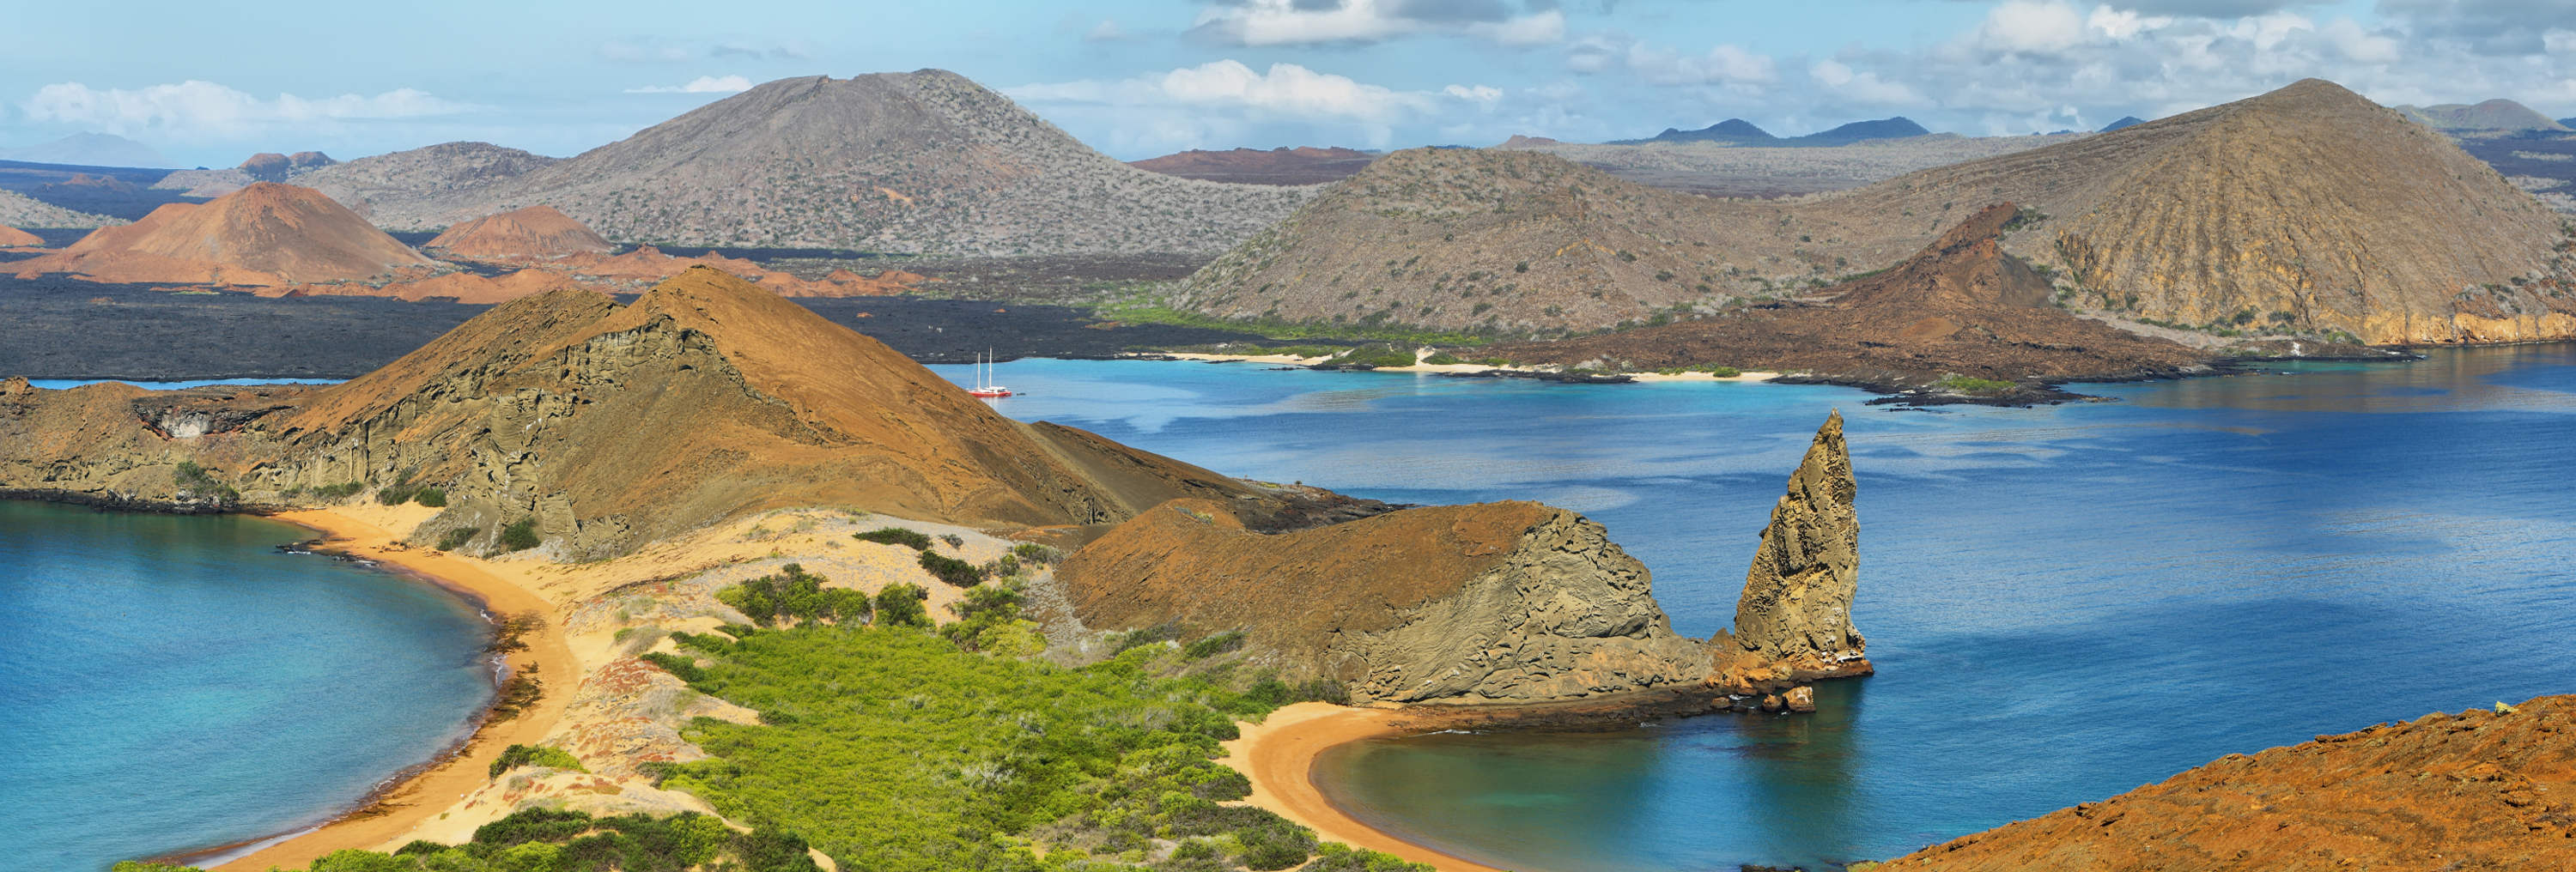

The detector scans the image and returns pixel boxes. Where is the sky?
[4,0,2573,167]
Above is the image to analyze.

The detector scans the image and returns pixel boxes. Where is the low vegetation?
[917,550,987,587]
[1933,375,2019,395]
[498,518,541,553]
[436,527,480,551]
[112,808,823,872]
[854,527,934,550]
[172,461,240,505]
[488,744,585,778]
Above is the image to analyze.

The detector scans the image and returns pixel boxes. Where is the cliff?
[1055,499,1711,705]
[1879,696,2576,870]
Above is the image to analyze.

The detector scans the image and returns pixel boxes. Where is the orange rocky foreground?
[1880,696,2576,871]
[423,204,613,262]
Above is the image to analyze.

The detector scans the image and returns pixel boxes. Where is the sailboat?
[967,349,1012,398]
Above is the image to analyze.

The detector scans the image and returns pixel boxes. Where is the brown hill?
[293,142,560,221]
[0,225,39,246]
[1183,79,2571,345]
[2397,99,2572,133]
[1057,497,1712,705]
[11,182,434,286]
[1127,146,1376,185]
[1879,695,2576,871]
[300,72,1310,255]
[424,204,614,262]
[1484,203,2213,393]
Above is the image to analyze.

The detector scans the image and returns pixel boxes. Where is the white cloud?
[623,76,755,94]
[20,81,470,138]
[1974,0,2091,55]
[1812,59,1923,106]
[1087,19,1129,42]
[1192,0,1566,46]
[1444,84,1505,107]
[1015,60,1431,122]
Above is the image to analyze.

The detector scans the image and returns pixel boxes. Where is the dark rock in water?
[1733,410,1864,661]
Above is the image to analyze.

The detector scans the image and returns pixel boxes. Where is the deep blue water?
[0,501,494,872]
[937,346,2576,872]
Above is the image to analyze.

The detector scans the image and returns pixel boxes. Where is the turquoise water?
[940,346,2576,871]
[0,501,495,872]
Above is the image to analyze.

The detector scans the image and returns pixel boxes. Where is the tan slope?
[303,72,1311,255]
[425,204,614,262]
[1188,78,2570,345]
[14,182,434,286]
[0,225,39,246]
[1877,695,2576,871]
[276,266,1256,557]
[1176,147,1826,334]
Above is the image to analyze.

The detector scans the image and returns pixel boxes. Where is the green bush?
[498,518,540,553]
[487,744,585,778]
[1933,375,2019,395]
[309,481,364,500]
[1182,630,1247,660]
[164,808,817,872]
[854,527,933,550]
[411,487,447,507]
[436,527,479,551]
[874,582,930,628]
[1008,542,1059,566]
[717,564,872,627]
[917,550,986,587]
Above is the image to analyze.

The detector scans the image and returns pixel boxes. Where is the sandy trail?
[1219,703,1508,872]
[214,508,575,871]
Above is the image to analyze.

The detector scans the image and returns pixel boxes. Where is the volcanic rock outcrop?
[1877,696,2576,870]
[240,151,337,182]
[1056,499,1711,705]
[303,71,1310,255]
[11,182,433,286]
[1708,413,1873,712]
[424,204,615,262]
[1184,79,2572,345]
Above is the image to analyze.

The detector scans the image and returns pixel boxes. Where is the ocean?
[0,501,494,872]
[945,346,2576,871]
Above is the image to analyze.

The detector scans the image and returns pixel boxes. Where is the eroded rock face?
[1057,499,1712,705]
[1732,410,1865,662]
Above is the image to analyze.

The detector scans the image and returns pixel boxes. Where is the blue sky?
[6,0,2572,167]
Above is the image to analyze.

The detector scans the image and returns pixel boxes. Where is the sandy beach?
[1219,703,1509,872]
[213,506,576,872]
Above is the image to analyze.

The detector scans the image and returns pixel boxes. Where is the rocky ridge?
[1128,146,1376,185]
[0,187,119,228]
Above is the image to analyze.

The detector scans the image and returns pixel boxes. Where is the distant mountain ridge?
[295,70,1310,256]
[2396,99,2571,133]
[1613,116,1932,147]
[2099,116,2146,132]
[0,133,171,169]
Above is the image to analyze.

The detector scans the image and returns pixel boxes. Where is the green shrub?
[854,527,933,550]
[1933,375,2018,395]
[411,487,447,507]
[717,564,872,627]
[309,481,364,500]
[498,519,540,553]
[1182,630,1247,660]
[223,808,817,872]
[436,527,479,552]
[1706,366,1742,378]
[917,550,986,587]
[1008,542,1059,566]
[487,744,585,778]
[874,582,930,627]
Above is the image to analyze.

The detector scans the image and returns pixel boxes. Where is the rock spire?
[1733,409,1865,661]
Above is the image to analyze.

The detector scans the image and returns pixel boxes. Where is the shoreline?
[199,508,575,872]
[1219,703,1510,872]
[1141,350,1783,382]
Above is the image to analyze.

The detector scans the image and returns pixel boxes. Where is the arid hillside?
[12,182,432,286]
[423,204,613,262]
[1505,133,2077,198]
[1879,695,2576,871]
[1485,204,2215,394]
[303,71,1311,255]
[0,188,118,228]
[1128,146,1376,185]
[1183,78,2573,344]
